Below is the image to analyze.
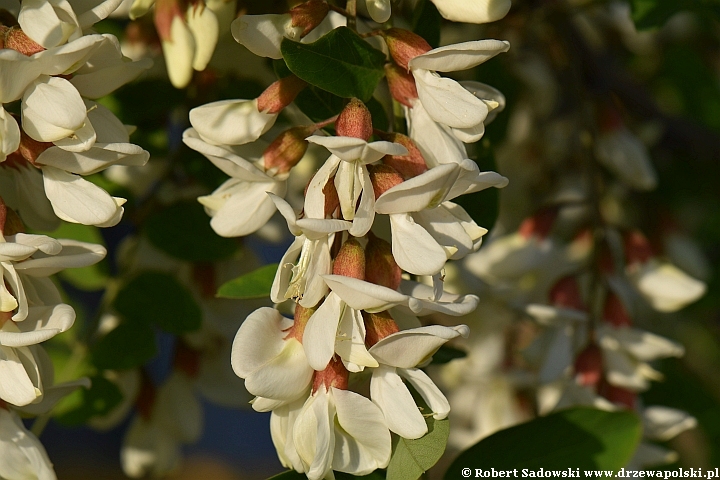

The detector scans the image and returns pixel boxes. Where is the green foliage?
[281,27,386,102]
[113,271,202,334]
[55,375,124,426]
[217,264,278,299]
[444,408,643,479]
[429,345,467,365]
[92,322,157,369]
[387,416,450,480]
[630,0,720,30]
[49,222,109,291]
[412,0,442,48]
[144,202,239,262]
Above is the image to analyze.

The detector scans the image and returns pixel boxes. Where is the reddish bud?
[263,126,314,174]
[574,343,603,388]
[367,164,404,199]
[174,341,201,378]
[549,276,585,310]
[365,234,401,290]
[312,356,349,392]
[332,237,365,280]
[384,63,418,107]
[335,98,373,140]
[518,207,558,240]
[381,28,432,71]
[624,230,654,266]
[154,0,188,42]
[363,310,399,348]
[257,75,308,114]
[3,208,24,236]
[17,130,52,165]
[599,381,636,409]
[290,0,329,37]
[323,175,340,217]
[377,132,428,178]
[603,292,632,327]
[286,304,316,342]
[3,26,44,56]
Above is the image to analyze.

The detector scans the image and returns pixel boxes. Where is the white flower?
[368,325,468,439]
[0,407,56,480]
[292,385,391,480]
[306,135,408,237]
[231,307,313,406]
[0,107,20,162]
[188,99,277,146]
[594,127,657,191]
[627,259,706,313]
[429,0,511,24]
[183,128,287,237]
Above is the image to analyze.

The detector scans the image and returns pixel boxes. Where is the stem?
[346,0,357,30]
[31,414,51,438]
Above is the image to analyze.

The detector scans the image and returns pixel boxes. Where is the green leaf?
[412,0,442,48]
[217,264,278,299]
[444,408,643,479]
[48,222,109,291]
[281,27,386,101]
[144,202,239,262]
[387,416,449,480]
[366,97,390,132]
[113,272,202,334]
[294,86,347,123]
[92,322,157,369]
[55,375,124,426]
[430,345,467,365]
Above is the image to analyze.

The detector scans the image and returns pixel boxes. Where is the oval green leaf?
[92,322,157,370]
[281,27,386,102]
[217,263,278,299]
[444,407,643,480]
[387,416,449,480]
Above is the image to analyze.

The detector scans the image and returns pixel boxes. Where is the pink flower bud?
[367,164,404,199]
[384,63,418,107]
[312,357,349,392]
[256,75,308,114]
[574,343,603,388]
[2,26,44,56]
[335,98,373,140]
[332,237,365,280]
[286,304,316,342]
[549,276,585,310]
[518,207,558,240]
[16,130,52,165]
[603,292,632,327]
[154,0,188,42]
[624,230,654,266]
[381,28,432,71]
[365,234,401,290]
[599,381,636,409]
[263,126,314,174]
[376,132,428,178]
[290,0,330,38]
[363,310,399,348]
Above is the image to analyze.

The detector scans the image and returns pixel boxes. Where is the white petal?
[430,0,511,23]
[406,101,467,167]
[375,163,460,214]
[0,345,41,406]
[19,0,81,48]
[245,340,313,402]
[398,367,450,419]
[21,75,87,142]
[0,409,56,480]
[322,275,410,313]
[162,15,195,88]
[0,304,75,347]
[370,366,427,439]
[204,179,285,237]
[410,40,510,72]
[307,136,407,164]
[303,293,343,371]
[369,324,468,368]
[14,239,106,276]
[389,213,447,276]
[629,260,706,312]
[186,3,219,71]
[0,107,20,161]
[643,406,697,442]
[189,99,277,146]
[294,390,335,480]
[336,307,378,371]
[231,14,290,60]
[231,307,291,378]
[413,69,489,129]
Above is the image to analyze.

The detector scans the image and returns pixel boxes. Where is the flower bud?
[174,340,201,378]
[263,126,314,174]
[257,75,308,114]
[377,132,428,178]
[286,304,316,342]
[3,208,25,237]
[381,28,432,71]
[2,26,44,56]
[290,0,330,37]
[599,381,636,409]
[574,343,603,388]
[17,130,52,165]
[624,230,654,266]
[365,234,401,290]
[332,237,365,280]
[549,276,585,310]
[154,0,187,43]
[312,357,349,392]
[518,207,558,240]
[335,98,373,140]
[384,63,418,107]
[603,292,632,327]
[363,310,399,348]
[367,164,404,199]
